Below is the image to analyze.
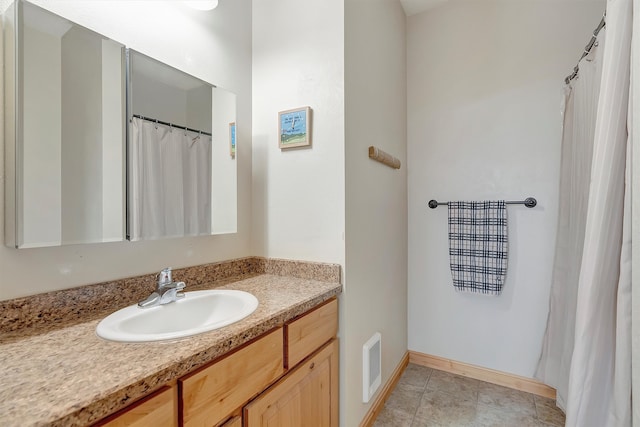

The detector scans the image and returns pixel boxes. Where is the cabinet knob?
[309,362,315,370]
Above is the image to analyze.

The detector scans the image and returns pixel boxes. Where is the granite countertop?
[0,273,342,427]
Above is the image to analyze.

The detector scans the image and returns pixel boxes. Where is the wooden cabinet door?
[220,416,242,427]
[244,339,338,427]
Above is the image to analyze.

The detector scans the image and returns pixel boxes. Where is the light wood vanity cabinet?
[95,386,177,427]
[96,298,338,427]
[179,328,285,427]
[244,298,339,427]
[244,339,339,426]
[221,416,242,427]
[285,298,338,369]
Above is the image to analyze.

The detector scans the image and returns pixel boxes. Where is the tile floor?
[372,364,566,427]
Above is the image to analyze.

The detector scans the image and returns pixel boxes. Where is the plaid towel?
[448,201,508,295]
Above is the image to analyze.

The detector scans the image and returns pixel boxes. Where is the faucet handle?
[175,281,186,300]
[157,267,172,287]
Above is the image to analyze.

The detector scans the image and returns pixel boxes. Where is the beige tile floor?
[373,364,566,427]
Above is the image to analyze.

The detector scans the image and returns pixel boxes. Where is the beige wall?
[407,0,606,377]
[251,0,345,265]
[0,0,252,300]
[252,0,347,416]
[253,0,408,425]
[344,0,408,424]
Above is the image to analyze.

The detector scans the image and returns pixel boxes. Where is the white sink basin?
[96,289,258,343]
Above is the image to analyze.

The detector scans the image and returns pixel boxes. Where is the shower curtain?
[129,117,212,240]
[536,27,604,414]
[536,1,632,426]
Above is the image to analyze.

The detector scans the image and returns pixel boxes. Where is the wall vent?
[362,332,382,403]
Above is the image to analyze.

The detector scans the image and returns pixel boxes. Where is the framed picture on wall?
[278,106,311,149]
[229,122,236,158]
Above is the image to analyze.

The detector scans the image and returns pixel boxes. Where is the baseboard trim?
[359,351,410,427]
[408,351,555,399]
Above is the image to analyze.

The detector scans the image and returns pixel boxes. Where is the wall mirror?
[4,0,126,248]
[127,50,237,240]
[4,0,238,248]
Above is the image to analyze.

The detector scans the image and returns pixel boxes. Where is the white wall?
[407,0,606,377]
[252,0,347,422]
[252,0,345,265]
[344,1,407,425]
[253,2,407,426]
[0,0,252,300]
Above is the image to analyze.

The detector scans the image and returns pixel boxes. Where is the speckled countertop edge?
[0,256,341,336]
[0,273,342,427]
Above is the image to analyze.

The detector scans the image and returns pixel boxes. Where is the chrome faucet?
[138,267,186,308]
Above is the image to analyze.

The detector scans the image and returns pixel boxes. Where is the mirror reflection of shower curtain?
[129,117,212,240]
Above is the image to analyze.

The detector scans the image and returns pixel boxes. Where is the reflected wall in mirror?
[4,0,126,248]
[127,50,237,241]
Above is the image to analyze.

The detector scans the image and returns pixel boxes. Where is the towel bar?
[428,197,537,209]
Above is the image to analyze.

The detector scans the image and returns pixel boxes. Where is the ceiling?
[399,0,449,16]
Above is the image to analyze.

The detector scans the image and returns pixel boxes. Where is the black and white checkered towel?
[448,201,508,295]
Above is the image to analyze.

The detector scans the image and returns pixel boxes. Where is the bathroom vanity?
[0,258,341,426]
[99,299,338,427]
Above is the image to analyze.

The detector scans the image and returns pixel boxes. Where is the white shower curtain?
[567,2,632,424]
[536,28,604,413]
[536,0,632,427]
[130,118,212,240]
[536,1,632,426]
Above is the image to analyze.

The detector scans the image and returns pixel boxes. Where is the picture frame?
[229,122,236,158]
[278,106,311,149]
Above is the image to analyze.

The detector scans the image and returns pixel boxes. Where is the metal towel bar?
[428,197,537,209]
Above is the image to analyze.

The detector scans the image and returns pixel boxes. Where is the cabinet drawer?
[95,386,176,427]
[179,328,284,427]
[285,298,338,368]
